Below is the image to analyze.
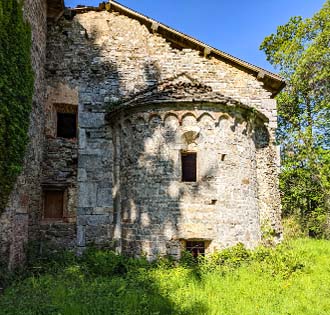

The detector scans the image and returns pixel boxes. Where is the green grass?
[1,238,330,315]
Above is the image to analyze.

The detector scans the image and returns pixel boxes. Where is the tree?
[260,1,330,237]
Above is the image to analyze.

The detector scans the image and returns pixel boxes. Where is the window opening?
[181,152,197,182]
[57,112,77,138]
[43,190,64,219]
[186,241,205,257]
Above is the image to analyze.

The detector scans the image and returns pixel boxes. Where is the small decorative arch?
[133,116,147,132]
[164,113,180,130]
[134,116,147,125]
[217,114,233,140]
[218,114,231,129]
[148,114,162,128]
[198,113,215,129]
[181,113,197,127]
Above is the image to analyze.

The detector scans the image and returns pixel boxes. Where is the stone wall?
[31,83,80,249]
[37,138,78,249]
[0,0,47,269]
[43,8,282,256]
[111,104,264,259]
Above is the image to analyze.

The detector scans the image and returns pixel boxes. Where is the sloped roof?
[106,74,269,123]
[70,1,285,97]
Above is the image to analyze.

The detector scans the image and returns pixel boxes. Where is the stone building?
[0,0,285,267]
[0,0,66,269]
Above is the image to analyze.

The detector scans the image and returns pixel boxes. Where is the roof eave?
[107,1,286,97]
[71,1,286,97]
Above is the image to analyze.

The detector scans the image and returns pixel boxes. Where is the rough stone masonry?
[0,1,285,266]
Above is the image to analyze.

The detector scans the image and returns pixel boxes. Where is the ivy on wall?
[0,0,34,211]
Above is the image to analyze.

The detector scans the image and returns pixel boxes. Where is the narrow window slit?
[181,152,197,182]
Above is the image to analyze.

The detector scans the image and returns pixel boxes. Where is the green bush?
[199,243,251,274]
[307,208,329,239]
[252,244,305,279]
[81,248,129,276]
[282,216,306,239]
[0,0,34,211]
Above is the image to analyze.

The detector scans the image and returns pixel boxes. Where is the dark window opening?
[43,190,64,219]
[181,152,197,182]
[186,241,205,257]
[57,112,77,138]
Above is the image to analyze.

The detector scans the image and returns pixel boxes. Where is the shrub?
[282,216,306,240]
[81,248,129,276]
[252,244,305,279]
[307,208,329,239]
[199,243,252,274]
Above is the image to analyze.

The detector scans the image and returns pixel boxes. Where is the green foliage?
[252,244,305,279]
[1,240,324,314]
[0,0,34,211]
[199,243,251,273]
[282,216,306,239]
[81,247,150,277]
[261,220,279,246]
[260,1,330,236]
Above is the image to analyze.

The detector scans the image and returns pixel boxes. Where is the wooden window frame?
[42,188,67,222]
[181,151,197,182]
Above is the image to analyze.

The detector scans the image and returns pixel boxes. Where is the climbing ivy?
[0,0,34,211]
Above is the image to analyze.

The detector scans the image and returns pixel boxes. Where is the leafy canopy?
[260,0,330,237]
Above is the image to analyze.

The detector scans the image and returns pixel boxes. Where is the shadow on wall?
[46,9,270,265]
[42,11,274,313]
[45,15,210,314]
[112,104,270,259]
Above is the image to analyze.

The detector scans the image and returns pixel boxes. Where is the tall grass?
[1,238,330,315]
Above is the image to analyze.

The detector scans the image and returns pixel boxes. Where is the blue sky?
[64,0,325,73]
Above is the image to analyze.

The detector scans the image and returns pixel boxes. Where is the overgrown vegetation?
[260,0,330,237]
[2,239,330,315]
[0,0,34,211]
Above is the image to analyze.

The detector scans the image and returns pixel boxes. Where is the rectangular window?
[186,241,205,257]
[43,190,64,219]
[57,112,77,139]
[181,152,197,182]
